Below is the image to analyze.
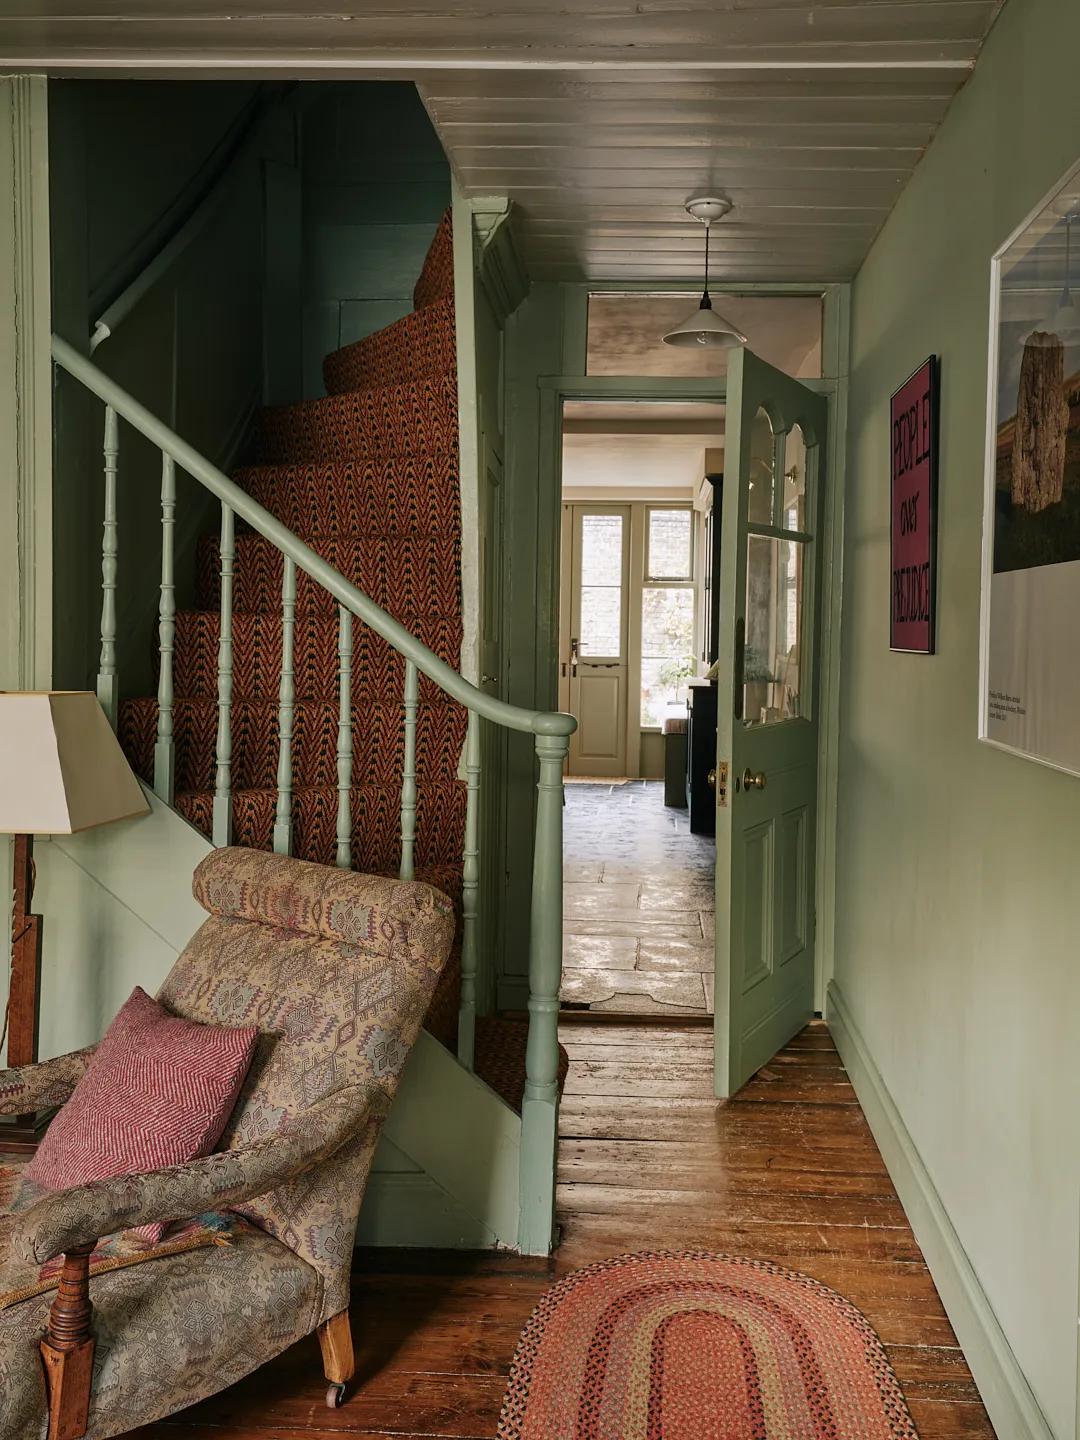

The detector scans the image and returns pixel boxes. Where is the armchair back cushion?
[155,847,454,1317]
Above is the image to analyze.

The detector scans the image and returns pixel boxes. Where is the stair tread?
[323,295,455,397]
[234,451,459,482]
[125,694,464,712]
[256,372,457,466]
[262,371,456,421]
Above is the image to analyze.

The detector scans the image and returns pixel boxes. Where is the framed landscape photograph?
[980,157,1080,776]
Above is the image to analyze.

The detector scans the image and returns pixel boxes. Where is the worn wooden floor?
[139,1021,996,1438]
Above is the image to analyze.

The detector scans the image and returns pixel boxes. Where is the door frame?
[537,286,849,1014]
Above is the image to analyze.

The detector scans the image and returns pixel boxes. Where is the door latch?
[569,637,579,678]
[707,760,729,807]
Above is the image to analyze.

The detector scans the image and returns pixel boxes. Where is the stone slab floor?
[562,780,715,1016]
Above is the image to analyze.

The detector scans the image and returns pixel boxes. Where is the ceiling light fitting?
[663,195,748,350]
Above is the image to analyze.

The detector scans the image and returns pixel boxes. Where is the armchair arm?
[0,1046,97,1116]
[3,1079,389,1276]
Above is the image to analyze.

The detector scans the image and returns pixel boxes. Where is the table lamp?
[0,692,149,1148]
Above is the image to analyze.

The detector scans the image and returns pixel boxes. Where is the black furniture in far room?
[686,680,718,836]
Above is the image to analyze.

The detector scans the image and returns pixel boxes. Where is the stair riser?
[256,378,457,466]
[166,611,462,703]
[121,697,467,792]
[323,297,456,397]
[234,457,460,537]
[176,782,466,872]
[196,534,460,617]
[412,213,454,312]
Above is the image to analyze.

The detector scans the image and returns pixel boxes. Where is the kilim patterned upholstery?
[117,211,564,1113]
[0,847,455,1439]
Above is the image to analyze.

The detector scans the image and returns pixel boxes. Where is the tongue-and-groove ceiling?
[1,0,1005,282]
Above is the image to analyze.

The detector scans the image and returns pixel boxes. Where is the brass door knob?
[742,767,767,791]
[707,767,717,789]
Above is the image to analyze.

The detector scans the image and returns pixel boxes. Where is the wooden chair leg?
[40,1243,96,1440]
[317,1309,355,1409]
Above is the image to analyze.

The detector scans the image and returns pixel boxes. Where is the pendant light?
[1048,207,1080,339]
[663,195,748,349]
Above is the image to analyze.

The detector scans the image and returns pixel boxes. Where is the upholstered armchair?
[0,846,454,1440]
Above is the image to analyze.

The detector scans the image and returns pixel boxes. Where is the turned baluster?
[399,660,418,882]
[153,452,176,803]
[336,606,353,869]
[212,502,235,847]
[273,556,297,856]
[458,709,481,1070]
[96,407,119,729]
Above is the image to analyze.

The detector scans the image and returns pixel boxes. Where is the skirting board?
[826,981,1053,1440]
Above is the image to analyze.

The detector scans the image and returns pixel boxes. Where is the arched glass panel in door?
[743,418,817,726]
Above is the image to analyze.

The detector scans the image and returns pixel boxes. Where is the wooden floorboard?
[135,1020,997,1438]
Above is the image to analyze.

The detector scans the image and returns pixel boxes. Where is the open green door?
[714,348,828,1097]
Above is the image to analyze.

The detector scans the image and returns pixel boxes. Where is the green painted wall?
[834,0,1080,1432]
[300,83,449,397]
[499,284,569,1004]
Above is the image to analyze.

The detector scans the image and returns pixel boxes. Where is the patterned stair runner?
[118,211,560,1112]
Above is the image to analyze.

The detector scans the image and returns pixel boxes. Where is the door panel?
[566,504,630,777]
[777,804,809,965]
[577,673,623,758]
[737,819,773,994]
[714,350,827,1096]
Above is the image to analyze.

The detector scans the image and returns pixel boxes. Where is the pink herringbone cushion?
[25,985,257,1242]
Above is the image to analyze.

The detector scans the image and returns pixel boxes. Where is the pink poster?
[890,356,939,652]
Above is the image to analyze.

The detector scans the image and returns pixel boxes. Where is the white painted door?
[565,504,631,777]
[714,349,828,1096]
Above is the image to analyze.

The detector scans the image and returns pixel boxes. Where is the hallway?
[562,781,715,1016]
[137,1023,996,1439]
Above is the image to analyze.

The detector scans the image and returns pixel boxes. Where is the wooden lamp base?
[1,833,48,1155]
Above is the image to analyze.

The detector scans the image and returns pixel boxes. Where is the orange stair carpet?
[120,213,562,1113]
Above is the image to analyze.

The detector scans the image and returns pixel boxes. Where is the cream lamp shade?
[0,691,149,834]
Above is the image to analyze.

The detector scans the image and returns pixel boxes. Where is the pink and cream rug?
[497,1250,919,1439]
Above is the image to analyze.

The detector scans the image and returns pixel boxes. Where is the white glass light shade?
[662,299,748,349]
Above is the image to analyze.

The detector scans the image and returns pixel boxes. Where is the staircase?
[110,214,559,1116]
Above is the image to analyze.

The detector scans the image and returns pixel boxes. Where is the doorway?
[551,355,829,1096]
[557,399,725,1021]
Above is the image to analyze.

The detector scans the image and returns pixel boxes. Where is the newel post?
[518,724,570,1255]
[40,1242,96,1440]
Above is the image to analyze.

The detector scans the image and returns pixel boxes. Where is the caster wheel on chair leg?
[326,1382,347,1409]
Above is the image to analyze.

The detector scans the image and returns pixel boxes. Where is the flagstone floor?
[561,781,716,1016]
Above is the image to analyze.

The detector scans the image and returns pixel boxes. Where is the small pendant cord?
[702,223,711,307]
[1065,214,1073,302]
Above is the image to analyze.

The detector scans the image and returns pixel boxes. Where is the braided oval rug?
[497,1251,920,1440]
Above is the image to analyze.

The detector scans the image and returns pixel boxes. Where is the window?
[579,512,625,657]
[641,507,696,728]
[742,416,814,727]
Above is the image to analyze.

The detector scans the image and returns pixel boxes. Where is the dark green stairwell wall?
[300,83,451,399]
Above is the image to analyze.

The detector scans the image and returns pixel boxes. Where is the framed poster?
[980,157,1080,777]
[890,356,939,653]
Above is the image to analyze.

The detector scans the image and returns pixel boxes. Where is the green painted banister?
[518,730,569,1254]
[54,330,576,1259]
[52,334,577,742]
